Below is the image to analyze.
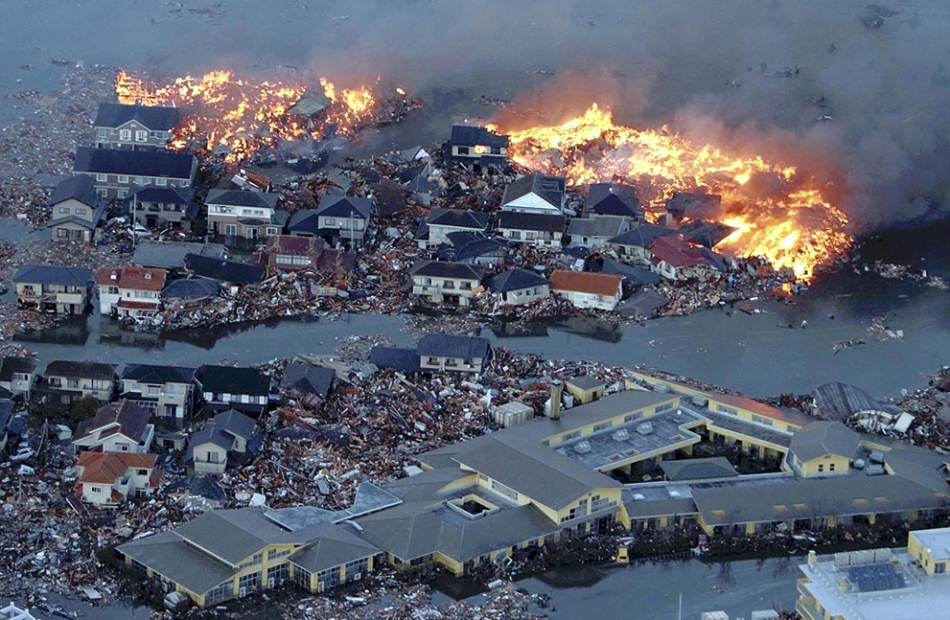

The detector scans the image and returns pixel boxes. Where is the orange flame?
[492,104,851,281]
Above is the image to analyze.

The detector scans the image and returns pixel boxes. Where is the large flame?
[492,104,852,280]
[116,70,386,162]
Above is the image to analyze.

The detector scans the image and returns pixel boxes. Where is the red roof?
[550,270,623,296]
[77,451,157,485]
[97,266,166,292]
[648,234,708,268]
[116,299,161,310]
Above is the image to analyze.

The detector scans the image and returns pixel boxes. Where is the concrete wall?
[501,285,549,306]
[552,288,620,311]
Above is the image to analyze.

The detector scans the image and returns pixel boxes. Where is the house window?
[509,231,521,240]
[57,228,68,239]
[135,130,147,142]
[96,174,108,182]
[561,431,581,442]
[526,232,536,240]
[96,128,109,137]
[58,207,70,214]
[137,468,148,476]
[829,463,836,472]
[205,581,234,604]
[293,566,312,589]
[491,146,501,155]
[91,486,102,494]
[118,175,129,184]
[593,421,612,432]
[266,227,278,235]
[655,402,675,413]
[456,146,470,155]
[148,386,161,396]
[325,218,336,227]
[818,464,824,472]
[156,178,167,186]
[936,562,947,574]
[181,179,190,187]
[716,404,738,415]
[117,189,127,199]
[119,129,132,141]
[97,188,108,197]
[490,479,518,501]
[116,443,130,452]
[207,451,220,463]
[238,571,261,592]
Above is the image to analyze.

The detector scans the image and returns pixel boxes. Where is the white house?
[488,269,550,306]
[496,212,565,249]
[410,261,485,307]
[500,173,566,215]
[94,103,178,150]
[97,266,166,318]
[206,189,282,241]
[0,357,37,400]
[120,364,196,420]
[74,451,159,506]
[185,409,256,475]
[550,270,623,311]
[417,208,489,249]
[567,215,634,249]
[197,365,270,414]
[72,399,155,454]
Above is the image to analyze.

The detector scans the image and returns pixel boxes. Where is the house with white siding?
[74,451,159,506]
[73,147,196,199]
[46,175,107,243]
[410,261,485,307]
[14,265,93,316]
[500,173,566,215]
[206,189,283,241]
[44,360,116,404]
[94,103,178,150]
[97,266,166,318]
[72,399,155,453]
[120,364,196,420]
[417,209,489,249]
[185,409,256,475]
[488,269,550,306]
[550,270,623,311]
[496,212,565,249]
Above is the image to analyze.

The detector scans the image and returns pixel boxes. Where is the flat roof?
[911,527,950,560]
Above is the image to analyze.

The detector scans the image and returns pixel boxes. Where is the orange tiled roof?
[96,266,166,291]
[550,270,622,296]
[77,451,156,485]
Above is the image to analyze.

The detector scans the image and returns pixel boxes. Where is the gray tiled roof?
[417,334,490,360]
[73,147,194,179]
[812,383,902,422]
[660,457,738,481]
[117,530,235,595]
[49,174,99,208]
[206,189,279,209]
[410,260,485,281]
[14,265,93,287]
[789,421,860,462]
[426,208,489,230]
[133,240,226,270]
[489,269,548,294]
[287,524,379,573]
[94,103,178,130]
[501,173,565,209]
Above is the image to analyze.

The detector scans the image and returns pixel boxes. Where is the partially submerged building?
[47,175,106,243]
[14,265,93,316]
[410,261,485,307]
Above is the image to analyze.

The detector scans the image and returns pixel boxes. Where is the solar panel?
[848,562,904,592]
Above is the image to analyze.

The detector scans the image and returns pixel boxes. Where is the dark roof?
[287,210,320,234]
[501,173,565,209]
[410,260,485,281]
[616,290,668,319]
[315,195,372,220]
[567,215,631,239]
[812,383,902,422]
[585,183,641,217]
[78,399,150,443]
[280,363,335,399]
[45,213,103,231]
[184,254,264,286]
[453,238,507,262]
[417,334,491,360]
[197,365,270,397]
[129,185,194,205]
[665,192,722,219]
[0,357,36,382]
[594,258,662,286]
[133,241,226,270]
[0,401,13,433]
[162,277,222,299]
[14,265,92,287]
[94,103,178,130]
[121,364,196,385]
[608,222,676,248]
[680,220,736,248]
[46,360,116,380]
[164,475,228,502]
[375,178,409,217]
[450,125,509,148]
[288,524,379,573]
[426,208,489,230]
[789,421,860,462]
[489,269,549,294]
[186,424,233,459]
[660,457,738,481]
[205,189,279,209]
[73,147,195,179]
[497,211,566,233]
[369,346,421,373]
[49,174,99,209]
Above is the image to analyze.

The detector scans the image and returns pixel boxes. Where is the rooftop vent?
[110,271,118,280]
[144,272,152,279]
[691,395,708,407]
[631,493,646,501]
[852,458,866,470]
[868,450,885,464]
[636,422,654,436]
[574,440,592,454]
[612,428,630,442]
[653,383,670,393]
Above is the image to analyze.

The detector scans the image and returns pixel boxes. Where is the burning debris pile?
[115,69,418,162]
[492,104,852,281]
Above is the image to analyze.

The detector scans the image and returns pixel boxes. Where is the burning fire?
[492,104,852,280]
[115,70,392,162]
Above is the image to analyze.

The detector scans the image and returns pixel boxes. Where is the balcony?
[795,599,822,620]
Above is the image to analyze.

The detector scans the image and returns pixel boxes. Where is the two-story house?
[185,409,256,475]
[410,261,485,307]
[44,360,116,404]
[416,209,489,249]
[205,189,283,241]
[93,103,178,150]
[567,215,634,249]
[550,270,624,311]
[196,365,270,414]
[72,399,155,453]
[256,235,324,274]
[606,222,677,267]
[74,451,160,507]
[584,183,642,219]
[500,173,566,215]
[47,175,107,243]
[647,234,725,280]
[97,266,166,318]
[301,195,373,249]
[488,269,550,306]
[496,212,565,249]
[120,364,197,420]
[446,125,508,166]
[0,357,38,400]
[417,334,492,374]
[73,147,197,199]
[128,186,199,231]
[14,265,93,316]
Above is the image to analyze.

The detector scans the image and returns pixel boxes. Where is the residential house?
[280,363,335,407]
[162,278,222,307]
[205,189,282,241]
[94,103,178,150]
[410,261,485,307]
[664,192,721,227]
[13,265,93,315]
[446,125,508,166]
[72,399,155,453]
[184,254,265,287]
[648,234,724,280]
[550,270,623,311]
[678,220,736,249]
[584,183,641,219]
[44,360,116,404]
[0,357,37,400]
[606,222,677,267]
[496,212,565,249]
[128,186,199,231]
[258,235,324,273]
[196,365,270,414]
[74,451,160,506]
[567,215,634,249]
[47,175,106,243]
[369,346,422,374]
[0,401,19,453]
[417,334,492,374]
[73,147,196,199]
[185,409,256,475]
[132,240,227,270]
[417,209,489,249]
[120,364,197,420]
[500,173,566,215]
[118,507,381,606]
[588,257,662,287]
[97,266,166,318]
[448,233,507,267]
[488,269,550,306]
[306,195,374,248]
